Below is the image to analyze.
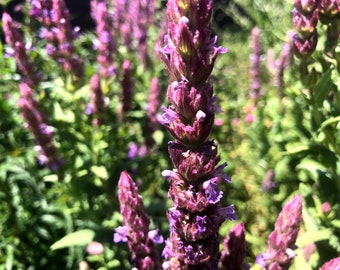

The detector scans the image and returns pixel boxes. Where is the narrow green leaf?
[50,229,95,250]
[313,68,332,107]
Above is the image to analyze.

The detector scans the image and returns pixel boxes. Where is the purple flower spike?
[145,77,162,147]
[2,12,40,86]
[159,0,234,267]
[257,195,303,269]
[220,223,247,270]
[18,83,63,173]
[250,27,263,98]
[120,60,134,116]
[91,0,115,78]
[89,73,105,126]
[320,257,340,270]
[116,171,161,269]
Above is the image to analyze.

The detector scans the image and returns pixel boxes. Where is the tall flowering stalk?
[87,74,106,126]
[159,0,236,268]
[250,26,263,99]
[114,171,162,269]
[145,77,162,147]
[2,12,40,86]
[91,0,116,78]
[120,60,134,116]
[275,31,294,94]
[18,82,63,172]
[256,195,303,270]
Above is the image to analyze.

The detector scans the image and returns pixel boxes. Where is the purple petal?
[113,226,128,243]
[148,229,164,244]
[203,177,223,204]
[256,252,270,267]
[157,106,178,125]
[195,215,207,233]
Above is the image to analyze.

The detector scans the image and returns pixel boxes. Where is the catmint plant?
[256,195,303,270]
[158,0,236,268]
[114,171,163,269]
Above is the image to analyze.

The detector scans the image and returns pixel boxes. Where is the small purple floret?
[195,215,207,233]
[148,229,164,244]
[113,226,128,243]
[203,177,223,204]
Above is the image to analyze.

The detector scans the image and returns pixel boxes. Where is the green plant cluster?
[0,0,339,269]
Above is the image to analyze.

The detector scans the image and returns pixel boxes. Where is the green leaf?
[53,102,75,123]
[331,220,340,229]
[296,229,331,247]
[91,166,109,179]
[296,159,327,182]
[43,174,59,182]
[302,207,318,233]
[294,248,312,270]
[313,68,332,107]
[50,229,95,250]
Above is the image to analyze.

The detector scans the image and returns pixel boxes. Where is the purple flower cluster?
[114,171,162,269]
[159,0,236,268]
[256,195,303,270]
[18,83,63,171]
[30,0,84,77]
[91,0,116,78]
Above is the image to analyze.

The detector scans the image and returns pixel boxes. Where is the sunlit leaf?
[50,229,95,250]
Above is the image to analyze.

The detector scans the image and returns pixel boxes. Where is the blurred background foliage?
[0,0,339,269]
